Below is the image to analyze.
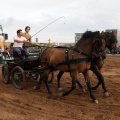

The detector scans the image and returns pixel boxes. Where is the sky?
[0,0,120,43]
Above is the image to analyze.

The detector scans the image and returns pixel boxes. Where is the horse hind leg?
[42,70,52,95]
[33,72,52,95]
[33,73,43,90]
[57,71,64,90]
[44,77,52,95]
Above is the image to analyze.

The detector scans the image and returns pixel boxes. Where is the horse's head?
[91,31,106,57]
[75,31,106,57]
[102,31,117,53]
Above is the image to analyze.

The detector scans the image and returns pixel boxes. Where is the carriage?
[1,43,53,90]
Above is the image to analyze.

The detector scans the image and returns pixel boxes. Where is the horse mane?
[76,31,99,45]
[80,31,92,40]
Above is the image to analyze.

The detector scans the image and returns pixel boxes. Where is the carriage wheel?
[11,66,26,90]
[48,71,54,84]
[2,64,10,84]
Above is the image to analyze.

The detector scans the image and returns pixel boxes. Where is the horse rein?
[94,37,107,61]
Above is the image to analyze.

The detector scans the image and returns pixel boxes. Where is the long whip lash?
[31,16,66,38]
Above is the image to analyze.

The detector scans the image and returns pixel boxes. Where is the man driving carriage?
[13,29,30,60]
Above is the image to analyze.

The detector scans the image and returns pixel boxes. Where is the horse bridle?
[73,37,104,59]
[104,32,117,48]
[92,37,105,54]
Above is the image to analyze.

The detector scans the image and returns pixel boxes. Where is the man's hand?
[24,40,30,43]
[27,39,32,43]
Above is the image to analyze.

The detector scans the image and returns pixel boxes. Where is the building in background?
[75,29,120,47]
[75,33,83,43]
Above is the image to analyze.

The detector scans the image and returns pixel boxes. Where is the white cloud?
[0,0,120,43]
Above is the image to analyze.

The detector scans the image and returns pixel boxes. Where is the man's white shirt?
[13,36,26,48]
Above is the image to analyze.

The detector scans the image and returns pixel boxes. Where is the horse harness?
[40,48,102,72]
[40,37,106,72]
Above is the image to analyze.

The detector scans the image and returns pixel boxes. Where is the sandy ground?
[0,55,120,120]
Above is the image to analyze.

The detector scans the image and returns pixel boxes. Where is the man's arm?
[23,37,30,43]
[14,37,29,43]
[14,39,24,43]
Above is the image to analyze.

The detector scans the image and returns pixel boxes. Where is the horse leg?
[76,80,86,93]
[43,76,52,94]
[91,67,109,96]
[61,70,77,97]
[57,71,85,92]
[90,67,101,90]
[41,69,52,95]
[83,71,98,103]
[33,70,52,94]
[33,73,43,90]
[57,71,64,90]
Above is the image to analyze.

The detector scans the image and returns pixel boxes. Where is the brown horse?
[56,31,117,96]
[34,31,106,103]
[104,31,117,53]
[90,31,117,90]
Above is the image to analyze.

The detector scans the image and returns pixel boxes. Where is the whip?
[31,16,66,38]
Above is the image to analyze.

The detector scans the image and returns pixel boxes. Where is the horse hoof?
[58,87,63,91]
[94,100,98,104]
[105,92,109,97]
[33,86,40,90]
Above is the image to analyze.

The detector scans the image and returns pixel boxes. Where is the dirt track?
[0,55,120,120]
